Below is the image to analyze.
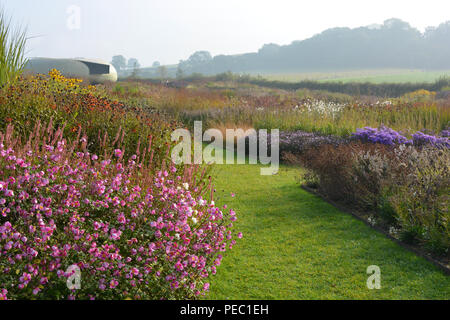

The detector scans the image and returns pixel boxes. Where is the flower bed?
[0,124,240,300]
[297,141,449,256]
[0,71,177,167]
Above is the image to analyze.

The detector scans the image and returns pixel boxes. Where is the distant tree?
[178,60,188,73]
[127,58,140,70]
[111,55,126,71]
[152,61,161,68]
[127,60,140,79]
[172,18,450,74]
[258,43,280,56]
[157,65,168,80]
[176,65,184,79]
[215,71,235,81]
[187,51,212,66]
[189,73,205,80]
[178,51,213,75]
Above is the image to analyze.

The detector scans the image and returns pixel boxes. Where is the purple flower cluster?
[353,126,450,148]
[411,131,450,148]
[352,127,410,146]
[439,129,450,138]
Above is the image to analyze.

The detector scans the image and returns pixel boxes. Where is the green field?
[259,69,450,84]
[205,160,449,300]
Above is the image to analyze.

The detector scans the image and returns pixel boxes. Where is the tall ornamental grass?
[0,8,27,87]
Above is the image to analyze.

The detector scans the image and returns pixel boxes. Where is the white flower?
[183,183,189,190]
[174,233,180,240]
[192,217,198,225]
[389,226,399,237]
[198,199,206,206]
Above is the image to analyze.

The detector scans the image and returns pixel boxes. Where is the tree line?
[177,19,450,75]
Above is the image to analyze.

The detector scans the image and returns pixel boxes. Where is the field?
[1,32,449,300]
[1,71,448,300]
[2,0,450,304]
[258,69,450,84]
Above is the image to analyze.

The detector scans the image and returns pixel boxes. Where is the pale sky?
[1,0,450,67]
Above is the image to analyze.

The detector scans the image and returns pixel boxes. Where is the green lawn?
[205,162,449,300]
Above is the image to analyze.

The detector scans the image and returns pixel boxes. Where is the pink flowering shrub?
[0,124,239,300]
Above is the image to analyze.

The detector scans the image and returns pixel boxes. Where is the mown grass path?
[205,163,449,299]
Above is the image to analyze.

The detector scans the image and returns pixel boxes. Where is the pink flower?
[109,279,119,289]
[117,213,126,224]
[170,281,179,289]
[110,229,122,240]
[114,149,123,158]
[0,288,8,300]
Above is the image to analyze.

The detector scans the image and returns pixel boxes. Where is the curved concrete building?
[25,58,118,84]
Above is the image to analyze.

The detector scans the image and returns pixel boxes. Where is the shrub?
[298,141,449,255]
[387,146,449,253]
[0,123,240,300]
[298,142,404,210]
[276,130,347,157]
[401,89,436,103]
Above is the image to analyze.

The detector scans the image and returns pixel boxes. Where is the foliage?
[103,81,449,138]
[0,71,178,170]
[175,19,450,77]
[275,130,347,158]
[242,76,450,98]
[297,142,450,255]
[386,146,450,253]
[111,55,126,72]
[401,89,436,103]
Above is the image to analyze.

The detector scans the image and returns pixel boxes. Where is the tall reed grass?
[0,8,27,87]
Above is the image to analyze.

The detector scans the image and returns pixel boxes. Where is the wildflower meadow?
[0,7,449,301]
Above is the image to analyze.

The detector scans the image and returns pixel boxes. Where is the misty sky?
[2,0,449,67]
